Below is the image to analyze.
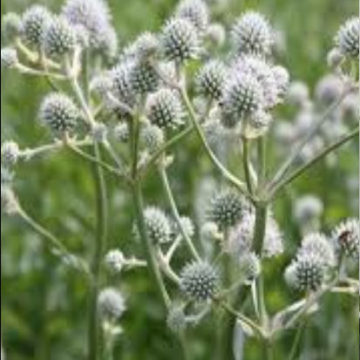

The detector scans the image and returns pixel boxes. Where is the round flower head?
[286,253,325,292]
[1,141,20,167]
[272,66,290,98]
[293,195,324,224]
[42,16,76,58]
[327,48,345,69]
[195,60,227,100]
[110,61,136,116]
[104,249,125,273]
[130,59,159,95]
[335,17,360,58]
[2,13,22,43]
[315,75,344,105]
[180,261,219,301]
[167,304,187,333]
[21,5,51,47]
[175,0,209,32]
[90,73,113,98]
[98,287,126,320]
[221,71,263,126]
[91,122,108,143]
[62,0,111,51]
[140,124,164,152]
[231,11,273,55]
[143,207,172,244]
[332,218,359,260]
[114,122,130,143]
[95,24,118,61]
[297,233,336,268]
[39,93,79,136]
[207,188,244,229]
[160,18,201,63]
[146,88,184,129]
[1,48,18,69]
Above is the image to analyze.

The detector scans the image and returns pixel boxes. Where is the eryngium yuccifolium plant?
[335,17,360,58]
[143,207,172,244]
[145,89,184,129]
[140,124,165,152]
[167,304,187,333]
[195,60,227,100]
[39,93,79,136]
[175,0,210,32]
[129,59,159,94]
[231,11,273,55]
[2,13,22,43]
[98,287,126,320]
[207,188,244,229]
[180,261,219,301]
[104,249,125,274]
[285,253,325,292]
[21,5,51,47]
[332,218,360,260]
[0,48,18,69]
[160,18,201,63]
[42,16,76,58]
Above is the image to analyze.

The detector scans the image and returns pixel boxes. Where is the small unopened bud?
[91,122,108,143]
[104,249,126,273]
[1,48,18,69]
[1,141,20,166]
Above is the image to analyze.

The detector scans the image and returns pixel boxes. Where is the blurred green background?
[1,0,358,359]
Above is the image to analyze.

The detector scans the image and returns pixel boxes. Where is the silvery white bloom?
[315,74,344,105]
[98,287,126,320]
[142,207,172,244]
[104,249,126,273]
[1,47,18,69]
[331,218,359,260]
[175,0,210,32]
[326,47,345,69]
[287,81,309,107]
[121,32,159,61]
[140,124,164,152]
[335,17,360,58]
[231,11,273,55]
[1,141,20,167]
[206,23,226,47]
[167,304,187,333]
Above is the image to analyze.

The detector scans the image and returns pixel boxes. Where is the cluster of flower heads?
[285,218,359,292]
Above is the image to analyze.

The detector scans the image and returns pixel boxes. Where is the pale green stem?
[242,137,253,194]
[159,164,201,261]
[269,126,359,198]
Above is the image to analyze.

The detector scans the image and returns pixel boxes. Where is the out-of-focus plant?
[1,0,359,359]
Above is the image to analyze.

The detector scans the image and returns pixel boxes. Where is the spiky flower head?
[231,11,273,55]
[167,304,187,333]
[109,61,136,116]
[207,188,244,229]
[130,59,159,95]
[42,16,76,58]
[180,261,219,301]
[1,48,18,69]
[175,0,209,32]
[122,32,160,61]
[332,218,359,260]
[146,88,184,129]
[1,141,20,167]
[62,0,111,51]
[21,5,51,47]
[297,233,336,268]
[315,75,344,105]
[98,287,126,320]
[2,13,22,43]
[160,18,201,63]
[327,48,345,69]
[195,60,227,100]
[104,249,125,273]
[140,124,164,152]
[293,195,324,224]
[272,65,290,98]
[335,17,360,58]
[39,93,79,136]
[285,253,325,292]
[143,207,172,244]
[221,72,263,127]
[90,73,113,98]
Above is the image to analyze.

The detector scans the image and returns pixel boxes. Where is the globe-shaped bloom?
[335,17,360,58]
[175,0,209,32]
[231,11,273,55]
[332,218,359,260]
[180,261,219,301]
[160,18,201,63]
[97,287,126,320]
[143,207,172,244]
[1,48,18,69]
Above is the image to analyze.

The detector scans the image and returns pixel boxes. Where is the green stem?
[269,127,359,198]
[88,143,109,360]
[180,86,249,198]
[242,137,253,194]
[288,319,306,360]
[159,164,201,261]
